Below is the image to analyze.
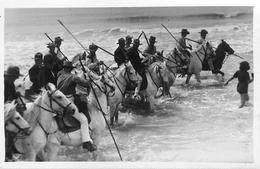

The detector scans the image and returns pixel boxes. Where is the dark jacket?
[48,51,63,77]
[38,66,57,89]
[114,47,127,67]
[4,78,17,103]
[127,47,144,74]
[29,64,42,93]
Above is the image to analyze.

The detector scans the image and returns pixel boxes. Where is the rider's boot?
[72,110,97,152]
[208,58,215,73]
[132,80,142,101]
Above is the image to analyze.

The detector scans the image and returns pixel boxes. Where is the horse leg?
[185,74,192,84]
[43,141,61,161]
[148,96,155,113]
[114,103,120,122]
[109,104,116,125]
[195,73,201,84]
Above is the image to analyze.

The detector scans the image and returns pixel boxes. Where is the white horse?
[164,47,186,87]
[5,100,31,135]
[103,62,142,125]
[185,42,215,84]
[125,61,169,113]
[14,83,77,161]
[36,75,115,161]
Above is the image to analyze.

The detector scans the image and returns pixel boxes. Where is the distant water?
[4,7,254,162]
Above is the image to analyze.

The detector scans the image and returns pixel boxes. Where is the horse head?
[5,100,32,136]
[45,83,76,115]
[218,40,234,55]
[123,61,142,87]
[149,62,169,86]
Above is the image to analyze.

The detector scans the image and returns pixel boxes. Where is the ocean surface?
[4,6,255,163]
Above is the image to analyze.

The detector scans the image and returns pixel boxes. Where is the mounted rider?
[57,61,97,152]
[142,36,163,65]
[38,54,57,89]
[125,35,133,50]
[128,39,146,100]
[86,44,103,75]
[114,38,128,67]
[196,29,215,73]
[47,42,63,77]
[28,52,43,94]
[54,36,66,62]
[176,29,192,69]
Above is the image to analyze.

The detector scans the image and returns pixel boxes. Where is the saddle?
[55,93,91,133]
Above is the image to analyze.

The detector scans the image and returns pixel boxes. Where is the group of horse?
[4,39,234,161]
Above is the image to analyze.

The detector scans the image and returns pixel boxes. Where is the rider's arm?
[72,75,89,87]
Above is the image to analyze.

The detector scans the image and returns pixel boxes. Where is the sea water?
[4,6,254,162]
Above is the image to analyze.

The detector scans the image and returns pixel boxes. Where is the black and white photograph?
[1,0,259,168]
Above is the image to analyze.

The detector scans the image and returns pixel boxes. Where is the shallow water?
[4,7,254,162]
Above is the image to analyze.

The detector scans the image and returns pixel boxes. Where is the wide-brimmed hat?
[32,52,43,60]
[4,66,23,77]
[43,54,54,63]
[126,35,133,40]
[54,36,63,42]
[62,61,76,68]
[199,29,208,35]
[47,42,55,48]
[149,36,157,43]
[180,29,190,35]
[117,38,125,44]
[132,39,142,46]
[89,44,98,52]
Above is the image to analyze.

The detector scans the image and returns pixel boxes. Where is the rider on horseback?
[57,61,97,152]
[128,39,146,100]
[142,36,163,65]
[196,29,215,73]
[176,29,192,72]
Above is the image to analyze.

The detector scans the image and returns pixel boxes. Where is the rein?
[88,78,123,161]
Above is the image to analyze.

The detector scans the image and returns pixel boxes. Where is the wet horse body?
[202,40,234,77]
[38,76,115,161]
[104,62,141,125]
[165,40,234,84]
[123,61,169,113]
[13,83,76,161]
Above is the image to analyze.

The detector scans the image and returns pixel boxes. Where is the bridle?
[47,89,72,112]
[90,77,115,97]
[147,63,167,90]
[113,64,140,96]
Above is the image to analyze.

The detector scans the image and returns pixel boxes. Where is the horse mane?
[23,96,42,129]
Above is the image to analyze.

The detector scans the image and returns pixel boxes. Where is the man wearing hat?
[4,66,23,103]
[128,39,146,100]
[114,38,128,67]
[54,36,66,61]
[196,29,215,72]
[125,35,133,50]
[47,42,63,77]
[4,65,23,161]
[86,44,103,75]
[142,36,159,65]
[57,61,97,152]
[38,54,57,89]
[176,29,192,63]
[28,52,43,94]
